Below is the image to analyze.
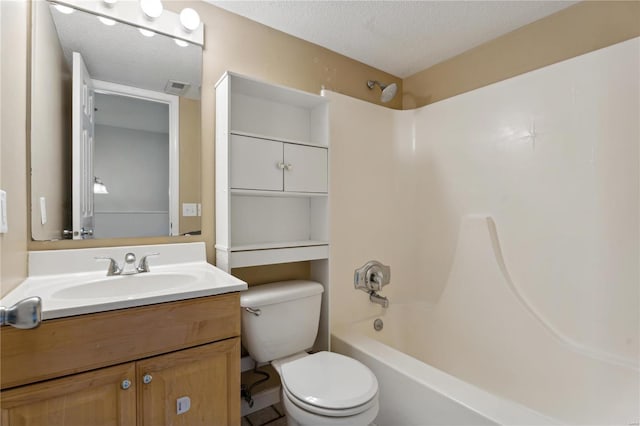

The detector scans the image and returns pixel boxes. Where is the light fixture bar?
[51,0,204,47]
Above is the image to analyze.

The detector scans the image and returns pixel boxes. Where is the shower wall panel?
[328,37,639,365]
[412,37,639,363]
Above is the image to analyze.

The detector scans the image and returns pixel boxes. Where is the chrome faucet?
[354,260,391,308]
[95,253,159,276]
[368,292,389,308]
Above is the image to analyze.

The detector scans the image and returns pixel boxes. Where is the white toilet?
[240,280,379,426]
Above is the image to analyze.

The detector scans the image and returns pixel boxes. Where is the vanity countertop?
[1,242,247,320]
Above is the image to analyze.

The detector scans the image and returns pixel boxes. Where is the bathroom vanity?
[0,243,247,426]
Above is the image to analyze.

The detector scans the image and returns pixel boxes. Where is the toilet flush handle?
[244,307,261,316]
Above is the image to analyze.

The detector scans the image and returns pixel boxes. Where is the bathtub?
[332,303,558,426]
[331,217,639,425]
[332,300,639,425]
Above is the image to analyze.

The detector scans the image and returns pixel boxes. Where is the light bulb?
[103,0,117,7]
[140,0,163,20]
[174,39,189,47]
[54,4,75,14]
[139,28,155,37]
[179,8,200,32]
[98,16,117,26]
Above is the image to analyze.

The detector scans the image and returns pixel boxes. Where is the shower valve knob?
[354,260,391,292]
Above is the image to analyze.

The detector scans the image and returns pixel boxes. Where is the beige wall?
[403,1,640,109]
[30,0,71,241]
[1,0,29,295]
[232,262,311,288]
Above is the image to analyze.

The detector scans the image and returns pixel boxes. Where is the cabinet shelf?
[230,130,327,149]
[229,240,328,252]
[231,189,328,198]
[216,244,329,269]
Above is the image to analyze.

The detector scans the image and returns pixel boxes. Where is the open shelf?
[230,189,328,198]
[216,244,329,270]
[230,240,328,252]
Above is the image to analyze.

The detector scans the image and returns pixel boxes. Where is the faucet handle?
[137,253,159,273]
[94,256,122,276]
[354,260,391,292]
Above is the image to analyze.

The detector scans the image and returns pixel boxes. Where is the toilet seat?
[282,382,378,417]
[279,351,378,417]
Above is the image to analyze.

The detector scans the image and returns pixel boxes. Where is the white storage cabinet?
[215,72,329,272]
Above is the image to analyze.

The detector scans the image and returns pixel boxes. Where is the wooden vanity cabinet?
[0,294,241,426]
[1,362,137,425]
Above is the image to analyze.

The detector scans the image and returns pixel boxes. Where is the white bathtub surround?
[327,37,639,424]
[1,242,247,319]
[334,216,638,424]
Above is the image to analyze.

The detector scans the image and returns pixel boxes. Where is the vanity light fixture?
[93,177,109,194]
[98,16,117,26]
[139,28,155,37]
[140,0,163,20]
[53,3,75,14]
[179,8,200,32]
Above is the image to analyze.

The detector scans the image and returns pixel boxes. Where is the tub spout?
[369,291,389,308]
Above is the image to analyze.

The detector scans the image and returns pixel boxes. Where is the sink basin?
[1,242,248,320]
[52,273,197,300]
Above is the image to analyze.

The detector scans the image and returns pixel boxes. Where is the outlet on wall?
[182,203,198,217]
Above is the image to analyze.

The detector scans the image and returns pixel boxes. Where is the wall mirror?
[30,0,202,241]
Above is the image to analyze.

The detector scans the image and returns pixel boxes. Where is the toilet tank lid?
[240,280,324,308]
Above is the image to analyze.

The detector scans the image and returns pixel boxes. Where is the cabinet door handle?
[285,163,293,171]
[142,374,153,384]
[121,379,132,390]
[277,162,285,170]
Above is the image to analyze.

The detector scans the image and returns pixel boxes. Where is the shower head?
[367,80,398,103]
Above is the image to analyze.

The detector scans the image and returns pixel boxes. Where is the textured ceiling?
[208,1,578,78]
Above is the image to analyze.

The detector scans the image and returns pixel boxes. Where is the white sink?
[51,272,198,300]
[0,243,248,320]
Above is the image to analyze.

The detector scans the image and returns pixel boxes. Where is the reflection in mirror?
[30,0,202,241]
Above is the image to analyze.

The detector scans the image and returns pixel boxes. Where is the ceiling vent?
[165,80,191,96]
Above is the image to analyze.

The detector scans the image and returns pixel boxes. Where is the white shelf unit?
[215,71,330,352]
[215,72,329,269]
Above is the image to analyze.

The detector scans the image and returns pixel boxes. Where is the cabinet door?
[283,144,328,193]
[1,363,136,426]
[230,134,283,191]
[138,338,241,426]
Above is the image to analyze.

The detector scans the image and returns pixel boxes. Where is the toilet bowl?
[274,351,379,425]
[240,280,380,425]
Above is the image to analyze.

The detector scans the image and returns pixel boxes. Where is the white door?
[230,134,283,191]
[283,144,328,193]
[72,52,95,239]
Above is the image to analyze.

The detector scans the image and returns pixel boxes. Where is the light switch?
[182,203,197,217]
[176,396,191,415]
[0,190,7,233]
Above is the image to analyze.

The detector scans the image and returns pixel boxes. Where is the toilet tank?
[240,280,324,363]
